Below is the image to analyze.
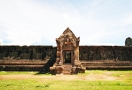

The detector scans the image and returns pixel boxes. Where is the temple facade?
[50,27,85,74]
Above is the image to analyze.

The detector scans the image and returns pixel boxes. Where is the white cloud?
[0,0,131,46]
[123,13,132,26]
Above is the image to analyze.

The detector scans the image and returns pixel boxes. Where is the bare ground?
[0,72,119,81]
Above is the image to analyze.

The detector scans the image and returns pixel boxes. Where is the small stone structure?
[50,27,85,74]
[125,37,132,46]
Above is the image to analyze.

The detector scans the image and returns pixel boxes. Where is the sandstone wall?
[79,46,132,61]
[0,45,132,71]
[0,46,131,61]
[0,46,56,72]
[0,46,53,60]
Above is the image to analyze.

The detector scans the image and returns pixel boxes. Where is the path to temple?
[0,72,118,81]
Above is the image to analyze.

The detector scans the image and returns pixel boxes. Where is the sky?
[0,0,132,46]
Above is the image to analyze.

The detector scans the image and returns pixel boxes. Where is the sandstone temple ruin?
[0,27,132,74]
[50,28,85,74]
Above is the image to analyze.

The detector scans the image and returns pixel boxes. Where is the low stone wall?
[0,60,44,71]
[81,61,132,70]
[79,46,132,61]
[0,46,54,60]
[0,46,132,71]
[0,46,56,72]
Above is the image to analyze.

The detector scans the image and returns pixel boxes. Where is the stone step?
[86,66,132,70]
[63,64,72,75]
[81,62,132,66]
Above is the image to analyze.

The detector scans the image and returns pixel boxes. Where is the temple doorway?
[64,51,73,63]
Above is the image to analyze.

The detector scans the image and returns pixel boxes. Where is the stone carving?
[125,37,132,46]
[50,27,85,74]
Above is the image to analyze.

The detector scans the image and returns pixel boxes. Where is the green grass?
[0,79,131,90]
[0,71,52,76]
[0,70,132,90]
[0,71,37,75]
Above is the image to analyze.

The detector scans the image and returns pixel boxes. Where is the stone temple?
[50,27,85,74]
[0,27,132,74]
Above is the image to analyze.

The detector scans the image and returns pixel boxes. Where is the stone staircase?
[81,61,132,70]
[63,64,72,75]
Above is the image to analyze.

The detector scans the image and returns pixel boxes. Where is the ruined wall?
[0,45,132,71]
[79,46,132,61]
[0,46,53,60]
[1,45,131,61]
[0,46,56,72]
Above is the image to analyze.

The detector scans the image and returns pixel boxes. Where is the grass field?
[0,70,132,90]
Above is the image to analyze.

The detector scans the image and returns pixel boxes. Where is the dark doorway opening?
[65,51,71,63]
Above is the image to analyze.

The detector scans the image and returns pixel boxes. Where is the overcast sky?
[0,0,132,46]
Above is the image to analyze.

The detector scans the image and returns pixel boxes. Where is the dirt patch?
[0,73,118,81]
